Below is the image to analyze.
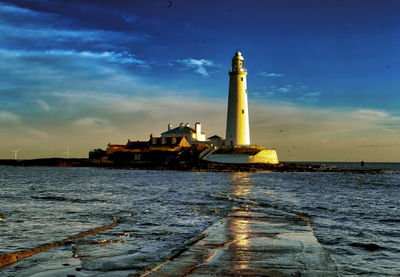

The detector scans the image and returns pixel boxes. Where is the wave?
[349,242,385,251]
[379,218,400,223]
[31,196,104,203]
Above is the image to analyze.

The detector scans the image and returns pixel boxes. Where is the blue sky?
[1,0,400,161]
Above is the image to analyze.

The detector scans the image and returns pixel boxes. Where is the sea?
[0,163,399,276]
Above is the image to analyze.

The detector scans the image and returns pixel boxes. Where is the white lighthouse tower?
[201,50,279,164]
[225,51,250,146]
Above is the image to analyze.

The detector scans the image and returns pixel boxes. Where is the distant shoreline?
[0,158,389,173]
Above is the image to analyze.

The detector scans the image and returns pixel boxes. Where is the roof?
[126,140,149,149]
[161,126,195,136]
[208,135,223,140]
[108,144,126,147]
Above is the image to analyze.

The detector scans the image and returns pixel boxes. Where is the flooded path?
[137,174,340,276]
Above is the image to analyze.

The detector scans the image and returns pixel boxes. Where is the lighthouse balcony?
[229,68,247,73]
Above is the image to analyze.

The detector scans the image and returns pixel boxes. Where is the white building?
[161,122,206,144]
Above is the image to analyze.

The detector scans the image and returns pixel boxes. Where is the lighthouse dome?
[233,51,244,60]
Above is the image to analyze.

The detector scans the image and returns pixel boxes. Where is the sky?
[0,0,399,161]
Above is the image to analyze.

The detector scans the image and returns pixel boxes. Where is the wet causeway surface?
[143,203,340,276]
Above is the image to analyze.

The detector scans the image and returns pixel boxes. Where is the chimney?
[195,122,201,139]
[180,122,184,129]
[168,123,172,131]
[185,123,189,127]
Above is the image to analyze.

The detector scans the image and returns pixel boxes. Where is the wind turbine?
[10,149,20,160]
[63,148,71,159]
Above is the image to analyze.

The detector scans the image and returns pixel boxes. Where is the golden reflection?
[227,172,254,272]
[229,172,253,197]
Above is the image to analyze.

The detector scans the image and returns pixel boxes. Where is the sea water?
[0,165,399,276]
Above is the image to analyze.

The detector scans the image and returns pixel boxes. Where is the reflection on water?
[228,173,253,272]
[229,172,253,198]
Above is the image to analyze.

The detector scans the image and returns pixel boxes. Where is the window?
[241,77,243,81]
[242,109,244,114]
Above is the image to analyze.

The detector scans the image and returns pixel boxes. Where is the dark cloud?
[1,0,168,34]
[0,2,150,54]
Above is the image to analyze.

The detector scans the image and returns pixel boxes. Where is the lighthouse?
[225,51,250,146]
[201,50,279,164]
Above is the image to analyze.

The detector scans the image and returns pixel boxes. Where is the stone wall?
[248,149,279,164]
[205,149,279,164]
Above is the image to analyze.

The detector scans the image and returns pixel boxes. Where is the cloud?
[259,72,284,77]
[383,128,400,133]
[252,82,322,102]
[303,91,321,97]
[277,87,290,93]
[0,47,155,143]
[176,58,216,77]
[0,111,20,123]
[120,13,140,23]
[0,2,397,161]
[0,49,149,68]
[77,50,150,68]
[0,2,48,19]
[0,45,228,158]
[0,94,227,158]
[27,128,52,139]
[2,80,400,162]
[74,117,111,127]
[0,2,149,51]
[351,109,390,121]
[249,103,400,161]
[0,48,147,96]
[37,100,50,111]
